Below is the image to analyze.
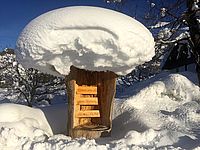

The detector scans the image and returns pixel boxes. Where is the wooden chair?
[66,66,117,139]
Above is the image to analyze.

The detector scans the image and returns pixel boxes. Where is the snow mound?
[1,72,200,149]
[112,72,200,148]
[0,103,53,139]
[16,6,155,76]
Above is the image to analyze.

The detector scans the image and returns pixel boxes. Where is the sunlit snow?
[0,72,200,149]
[3,5,200,150]
[16,6,154,76]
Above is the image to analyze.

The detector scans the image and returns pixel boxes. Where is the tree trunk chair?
[66,66,117,139]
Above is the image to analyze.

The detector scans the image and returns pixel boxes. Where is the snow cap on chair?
[16,6,155,76]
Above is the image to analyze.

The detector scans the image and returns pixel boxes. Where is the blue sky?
[0,0,147,50]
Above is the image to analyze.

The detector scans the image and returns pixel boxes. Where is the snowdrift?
[0,103,53,138]
[112,72,200,148]
[0,72,200,149]
[16,6,154,76]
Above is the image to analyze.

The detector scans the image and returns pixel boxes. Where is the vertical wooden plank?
[74,83,79,128]
[97,72,116,128]
[66,79,76,136]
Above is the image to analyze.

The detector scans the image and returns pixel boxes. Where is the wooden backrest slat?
[76,97,98,105]
[76,86,97,95]
[76,110,100,118]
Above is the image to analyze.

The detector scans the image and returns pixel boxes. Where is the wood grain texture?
[76,97,98,105]
[76,110,100,118]
[66,65,117,139]
[76,86,97,94]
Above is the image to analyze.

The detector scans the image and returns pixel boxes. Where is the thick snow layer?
[1,72,200,149]
[113,72,200,139]
[0,103,53,139]
[16,6,155,76]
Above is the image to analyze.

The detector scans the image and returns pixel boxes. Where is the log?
[66,66,117,139]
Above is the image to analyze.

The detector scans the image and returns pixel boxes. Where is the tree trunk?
[66,66,117,139]
[186,0,200,85]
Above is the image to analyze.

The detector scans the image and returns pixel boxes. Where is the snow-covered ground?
[4,6,200,149]
[0,71,200,149]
